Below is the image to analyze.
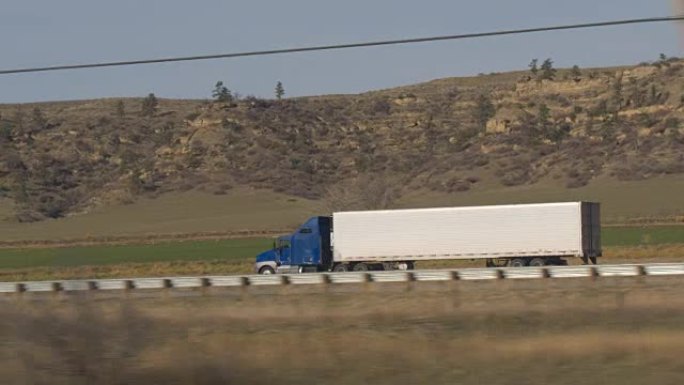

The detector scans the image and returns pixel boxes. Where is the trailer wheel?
[352,263,369,271]
[406,262,415,270]
[508,258,528,268]
[333,264,349,272]
[529,258,546,267]
[259,266,276,275]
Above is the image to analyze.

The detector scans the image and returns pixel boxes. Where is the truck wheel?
[333,264,349,272]
[352,263,369,271]
[529,258,546,267]
[259,266,276,275]
[508,258,528,268]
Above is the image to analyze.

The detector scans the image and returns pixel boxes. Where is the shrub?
[185,112,201,121]
[500,169,530,186]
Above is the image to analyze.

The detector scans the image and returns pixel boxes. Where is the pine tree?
[537,103,551,136]
[540,59,556,80]
[474,94,496,130]
[529,59,539,75]
[571,65,582,79]
[212,81,233,103]
[32,107,46,128]
[115,100,125,118]
[612,74,623,112]
[275,81,285,100]
[0,121,12,142]
[141,93,158,116]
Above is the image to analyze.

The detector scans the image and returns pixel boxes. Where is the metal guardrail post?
[590,267,600,280]
[405,271,416,291]
[199,277,211,295]
[321,274,332,294]
[637,265,647,276]
[124,280,135,298]
[239,276,250,297]
[362,272,374,293]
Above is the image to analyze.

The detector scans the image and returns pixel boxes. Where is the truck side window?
[278,240,291,249]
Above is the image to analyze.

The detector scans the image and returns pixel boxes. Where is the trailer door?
[581,202,602,258]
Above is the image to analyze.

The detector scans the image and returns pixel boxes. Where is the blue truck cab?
[254,216,332,274]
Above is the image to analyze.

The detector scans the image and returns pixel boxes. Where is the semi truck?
[254,201,601,274]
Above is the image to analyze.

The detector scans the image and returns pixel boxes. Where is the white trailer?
[331,202,601,269]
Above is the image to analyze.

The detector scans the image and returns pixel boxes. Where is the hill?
[1,58,683,240]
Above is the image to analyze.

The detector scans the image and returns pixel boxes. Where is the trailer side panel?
[333,202,596,262]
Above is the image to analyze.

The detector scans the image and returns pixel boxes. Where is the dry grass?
[603,244,684,262]
[2,276,684,384]
[0,259,254,282]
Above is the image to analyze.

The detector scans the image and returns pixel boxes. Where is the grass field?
[400,175,684,223]
[0,225,682,281]
[603,225,684,246]
[2,276,684,384]
[0,238,271,270]
[1,175,683,243]
[0,187,320,242]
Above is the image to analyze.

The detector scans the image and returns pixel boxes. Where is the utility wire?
[1,16,683,76]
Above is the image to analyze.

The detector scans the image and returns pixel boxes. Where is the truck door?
[277,239,292,266]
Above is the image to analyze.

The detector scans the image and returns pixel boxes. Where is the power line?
[1,16,682,76]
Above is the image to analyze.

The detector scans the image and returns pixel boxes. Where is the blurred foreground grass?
[1,276,684,384]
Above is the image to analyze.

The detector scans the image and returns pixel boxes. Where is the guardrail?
[1,263,683,294]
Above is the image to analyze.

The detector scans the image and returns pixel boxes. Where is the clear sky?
[0,0,682,103]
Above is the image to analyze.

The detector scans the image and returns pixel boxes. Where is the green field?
[603,226,684,247]
[0,238,272,270]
